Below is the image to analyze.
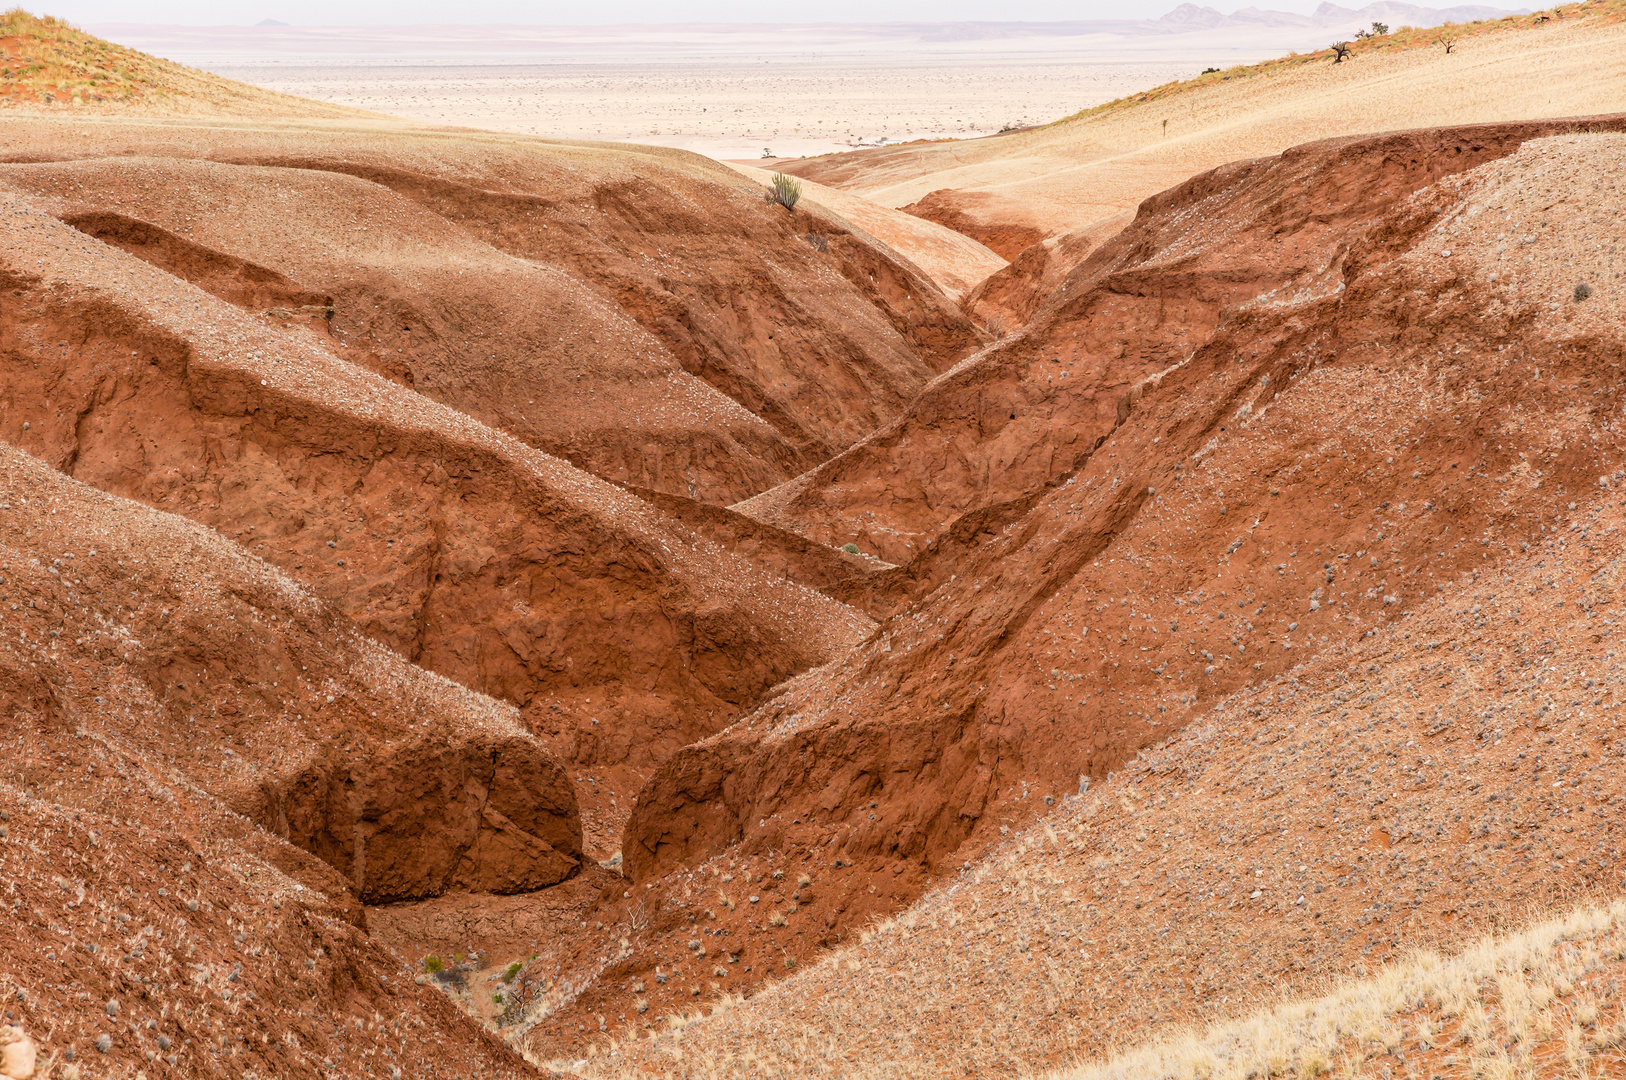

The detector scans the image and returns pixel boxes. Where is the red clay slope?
[0,445,561,1078]
[249,145,988,460]
[607,483,1626,1080]
[0,119,985,501]
[5,154,806,506]
[491,125,1626,1051]
[0,443,581,903]
[736,117,1626,569]
[0,191,871,803]
[622,123,1626,904]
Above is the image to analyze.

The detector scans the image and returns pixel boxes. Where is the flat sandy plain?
[89,15,1505,159]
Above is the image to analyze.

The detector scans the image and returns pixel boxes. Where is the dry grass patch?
[0,7,372,115]
[0,7,158,106]
[535,898,1626,1079]
[1053,899,1626,1080]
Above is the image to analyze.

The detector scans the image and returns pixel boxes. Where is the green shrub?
[841,543,860,554]
[504,962,523,983]
[424,954,444,974]
[768,173,801,210]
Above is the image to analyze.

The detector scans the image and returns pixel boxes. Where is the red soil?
[575,122,1626,1033]
[5,31,1626,1074]
[735,118,1626,568]
[900,188,1050,261]
[0,187,870,835]
[0,445,564,1077]
[244,153,987,460]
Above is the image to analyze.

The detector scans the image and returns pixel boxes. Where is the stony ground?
[0,447,550,1079]
[515,131,1626,1068]
[2,13,1624,1080]
[1057,898,1626,1080]
[587,494,1625,1078]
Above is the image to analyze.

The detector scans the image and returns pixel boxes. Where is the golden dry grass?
[1055,899,1626,1080]
[0,7,373,116]
[0,7,147,106]
[536,898,1626,1080]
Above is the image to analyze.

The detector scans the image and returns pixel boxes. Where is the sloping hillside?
[777,1,1626,267]
[735,116,1626,568]
[584,465,1626,1077]
[0,79,996,858]
[0,123,984,493]
[0,444,564,1077]
[1055,902,1626,1080]
[0,186,873,863]
[727,162,1009,304]
[5,10,1626,1079]
[501,126,1626,1056]
[0,445,584,905]
[0,7,371,116]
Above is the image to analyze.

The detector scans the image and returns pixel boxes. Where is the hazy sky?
[68,0,1329,27]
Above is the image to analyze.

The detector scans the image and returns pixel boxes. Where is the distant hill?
[0,7,370,115]
[779,0,1625,274]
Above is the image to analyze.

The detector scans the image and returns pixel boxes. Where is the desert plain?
[2,3,1626,1080]
[86,6,1522,158]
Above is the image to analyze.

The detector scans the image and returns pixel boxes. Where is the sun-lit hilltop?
[0,6,372,115]
[779,0,1626,258]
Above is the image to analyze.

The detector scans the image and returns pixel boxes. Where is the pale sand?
[89,21,1426,160]
[787,14,1626,237]
[727,161,1008,303]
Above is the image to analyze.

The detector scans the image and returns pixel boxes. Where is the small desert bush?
[841,543,861,554]
[767,173,801,210]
